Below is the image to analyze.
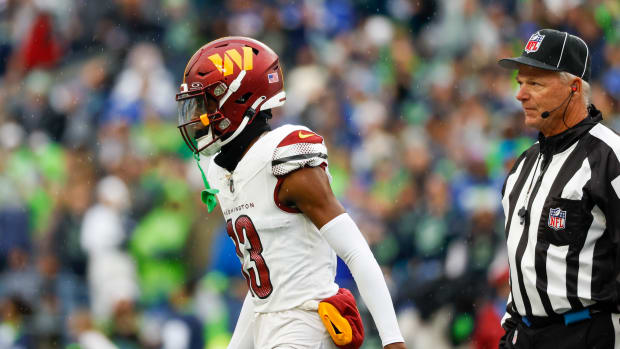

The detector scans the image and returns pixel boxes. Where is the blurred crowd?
[0,0,618,348]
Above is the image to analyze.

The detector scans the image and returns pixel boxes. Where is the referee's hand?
[384,343,407,349]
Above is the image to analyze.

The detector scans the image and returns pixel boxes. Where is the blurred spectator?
[160,283,204,349]
[81,176,138,321]
[0,296,34,349]
[0,210,30,272]
[31,253,79,348]
[108,300,141,349]
[105,43,176,125]
[472,257,510,349]
[130,159,194,306]
[19,12,61,72]
[0,249,38,303]
[46,152,93,277]
[68,309,117,349]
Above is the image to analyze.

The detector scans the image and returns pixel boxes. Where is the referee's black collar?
[538,104,602,157]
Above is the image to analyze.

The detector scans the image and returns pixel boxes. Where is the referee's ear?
[571,80,580,94]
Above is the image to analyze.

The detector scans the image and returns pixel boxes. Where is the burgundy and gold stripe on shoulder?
[277,129,324,147]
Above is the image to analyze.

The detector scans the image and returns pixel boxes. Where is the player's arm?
[278,166,406,349]
[227,291,254,349]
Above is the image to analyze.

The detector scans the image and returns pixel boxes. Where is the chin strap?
[194,153,219,212]
[219,70,246,109]
[217,96,266,148]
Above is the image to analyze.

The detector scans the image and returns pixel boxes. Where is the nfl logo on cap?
[548,207,566,231]
[525,32,545,53]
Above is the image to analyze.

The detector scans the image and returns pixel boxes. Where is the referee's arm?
[591,149,620,292]
[499,153,529,330]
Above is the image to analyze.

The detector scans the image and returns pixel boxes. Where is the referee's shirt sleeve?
[589,133,620,302]
[590,144,620,241]
[500,151,529,328]
[605,164,620,242]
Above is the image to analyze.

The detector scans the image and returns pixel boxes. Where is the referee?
[497,29,620,348]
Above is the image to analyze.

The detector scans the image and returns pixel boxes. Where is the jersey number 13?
[226,215,273,298]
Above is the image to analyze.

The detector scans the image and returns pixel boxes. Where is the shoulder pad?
[272,129,328,176]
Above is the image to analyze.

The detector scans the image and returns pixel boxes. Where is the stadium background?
[0,0,618,348]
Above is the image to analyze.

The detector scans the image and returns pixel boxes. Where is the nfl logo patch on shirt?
[525,32,545,53]
[267,73,279,83]
[548,207,566,231]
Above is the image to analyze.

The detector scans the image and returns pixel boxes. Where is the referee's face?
[515,65,568,133]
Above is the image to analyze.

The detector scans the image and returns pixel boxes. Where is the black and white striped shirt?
[501,106,620,323]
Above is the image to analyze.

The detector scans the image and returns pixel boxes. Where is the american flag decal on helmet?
[267,73,279,83]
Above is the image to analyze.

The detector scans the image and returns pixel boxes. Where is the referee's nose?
[516,84,530,104]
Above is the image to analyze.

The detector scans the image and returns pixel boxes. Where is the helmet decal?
[190,82,204,90]
[207,47,254,76]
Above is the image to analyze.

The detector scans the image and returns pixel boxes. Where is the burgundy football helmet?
[176,37,286,155]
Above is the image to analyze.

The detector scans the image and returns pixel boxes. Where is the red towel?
[21,13,61,70]
[318,288,364,349]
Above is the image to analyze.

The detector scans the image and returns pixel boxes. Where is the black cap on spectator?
[499,29,591,82]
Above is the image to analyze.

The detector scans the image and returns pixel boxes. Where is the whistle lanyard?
[518,153,543,225]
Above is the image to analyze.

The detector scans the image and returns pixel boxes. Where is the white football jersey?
[207,124,339,313]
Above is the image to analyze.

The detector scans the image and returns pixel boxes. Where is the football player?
[175,37,406,349]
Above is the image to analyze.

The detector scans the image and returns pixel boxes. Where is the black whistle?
[518,206,527,225]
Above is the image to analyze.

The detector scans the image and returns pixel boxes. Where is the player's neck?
[243,131,268,157]
[214,114,271,172]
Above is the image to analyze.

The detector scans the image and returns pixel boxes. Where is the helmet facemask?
[176,85,245,156]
